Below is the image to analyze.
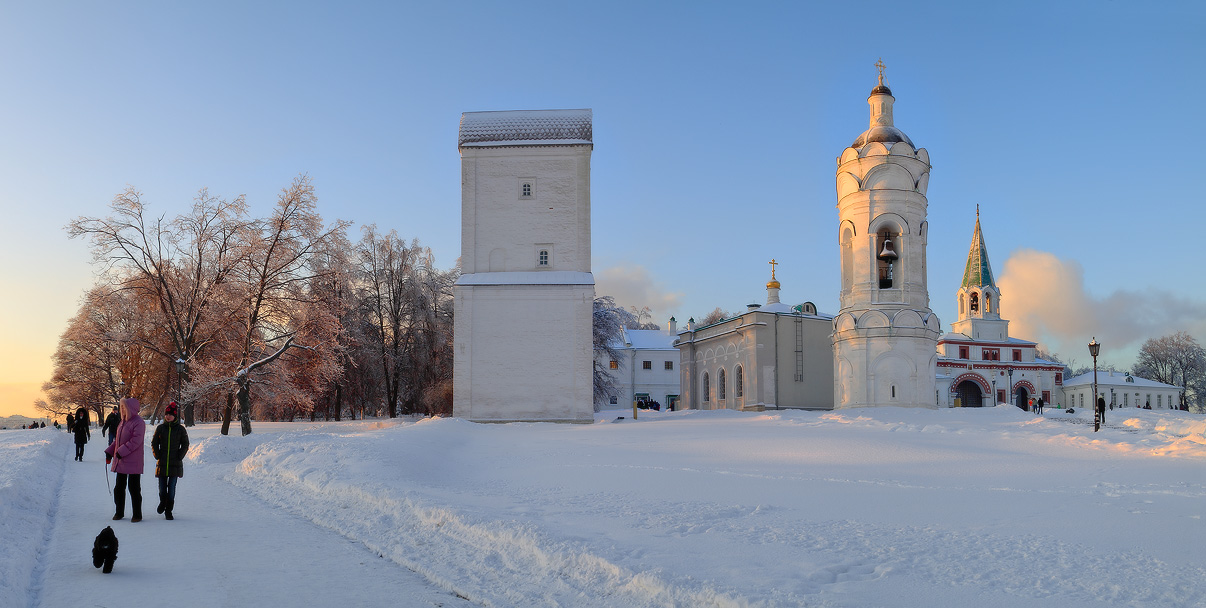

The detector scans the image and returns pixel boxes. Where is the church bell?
[878,238,898,261]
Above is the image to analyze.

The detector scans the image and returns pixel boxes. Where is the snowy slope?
[2,406,1204,607]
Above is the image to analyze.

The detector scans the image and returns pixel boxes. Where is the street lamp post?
[1088,337,1101,432]
[992,377,997,405]
[1007,367,1014,408]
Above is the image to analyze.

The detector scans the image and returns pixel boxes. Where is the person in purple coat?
[104,397,146,522]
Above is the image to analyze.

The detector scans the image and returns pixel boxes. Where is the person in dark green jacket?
[151,402,189,520]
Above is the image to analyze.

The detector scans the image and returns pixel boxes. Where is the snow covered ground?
[2,405,1203,607]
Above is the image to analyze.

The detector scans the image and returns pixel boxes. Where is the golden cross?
[769,258,778,279]
[875,58,886,85]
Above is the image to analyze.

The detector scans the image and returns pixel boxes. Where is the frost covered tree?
[218,176,349,435]
[68,187,250,426]
[1132,331,1205,412]
[626,305,662,330]
[354,227,456,417]
[699,307,732,326]
[42,288,144,423]
[593,296,636,410]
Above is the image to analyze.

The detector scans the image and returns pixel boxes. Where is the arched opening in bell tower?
[875,230,898,289]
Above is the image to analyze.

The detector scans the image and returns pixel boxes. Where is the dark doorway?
[955,380,984,407]
[1015,387,1030,410]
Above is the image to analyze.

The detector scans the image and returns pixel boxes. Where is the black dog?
[92,526,118,573]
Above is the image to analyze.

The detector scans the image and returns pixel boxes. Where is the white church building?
[452,109,596,423]
[673,266,835,411]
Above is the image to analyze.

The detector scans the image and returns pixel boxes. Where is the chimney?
[667,317,677,334]
[747,303,761,311]
[687,317,696,331]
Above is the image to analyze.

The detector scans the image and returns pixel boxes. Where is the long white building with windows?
[1062,370,1183,411]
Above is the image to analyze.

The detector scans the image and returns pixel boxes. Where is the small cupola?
[766,258,781,305]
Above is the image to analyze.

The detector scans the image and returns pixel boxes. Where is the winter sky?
[2,1,1204,417]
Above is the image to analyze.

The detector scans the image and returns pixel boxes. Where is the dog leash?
[104,458,112,497]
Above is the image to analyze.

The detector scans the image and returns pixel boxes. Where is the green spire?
[961,206,995,288]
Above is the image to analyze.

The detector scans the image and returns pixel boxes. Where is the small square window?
[642,361,652,370]
[519,178,536,199]
[609,360,618,370]
[959,346,969,359]
[538,250,549,266]
[1012,349,1022,362]
[664,361,674,370]
[609,395,617,405]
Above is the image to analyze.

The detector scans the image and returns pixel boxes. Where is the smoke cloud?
[997,249,1206,367]
[595,264,684,324]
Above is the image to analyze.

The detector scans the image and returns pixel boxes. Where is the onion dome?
[850,61,915,150]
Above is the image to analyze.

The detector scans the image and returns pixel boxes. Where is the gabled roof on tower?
[961,207,996,289]
[459,109,593,148]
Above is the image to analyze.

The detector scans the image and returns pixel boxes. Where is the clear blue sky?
[3,1,1203,416]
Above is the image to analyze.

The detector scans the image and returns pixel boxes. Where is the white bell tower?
[832,62,941,409]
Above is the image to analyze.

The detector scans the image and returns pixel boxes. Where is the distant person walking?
[1036,398,1044,415]
[101,406,120,446]
[104,397,146,522]
[151,402,189,520]
[66,412,75,434]
[1097,396,1107,425]
[72,407,90,461]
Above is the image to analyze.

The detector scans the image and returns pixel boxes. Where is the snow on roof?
[1062,370,1181,390]
[456,271,594,286]
[459,109,592,148]
[620,328,677,350]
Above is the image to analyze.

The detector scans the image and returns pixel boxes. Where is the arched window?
[969,292,979,313]
[538,250,549,266]
[718,368,727,400]
[875,230,897,289]
[735,366,743,398]
[702,372,711,402]
[959,294,965,315]
[984,293,992,313]
[841,227,853,292]
[521,182,532,197]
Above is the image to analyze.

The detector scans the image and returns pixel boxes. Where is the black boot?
[165,498,174,520]
[157,492,166,514]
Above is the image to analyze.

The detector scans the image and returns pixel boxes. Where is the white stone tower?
[453,109,595,423]
[950,207,1010,341]
[832,63,941,409]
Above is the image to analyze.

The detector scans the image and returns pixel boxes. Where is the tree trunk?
[334,384,342,421]
[237,380,253,436]
[221,392,234,435]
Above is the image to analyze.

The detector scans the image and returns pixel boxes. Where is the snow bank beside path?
[0,429,68,608]
[212,409,1206,607]
[217,418,747,608]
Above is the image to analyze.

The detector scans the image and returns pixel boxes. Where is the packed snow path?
[18,428,470,608]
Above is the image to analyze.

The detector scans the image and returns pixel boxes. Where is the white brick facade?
[453,110,595,423]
